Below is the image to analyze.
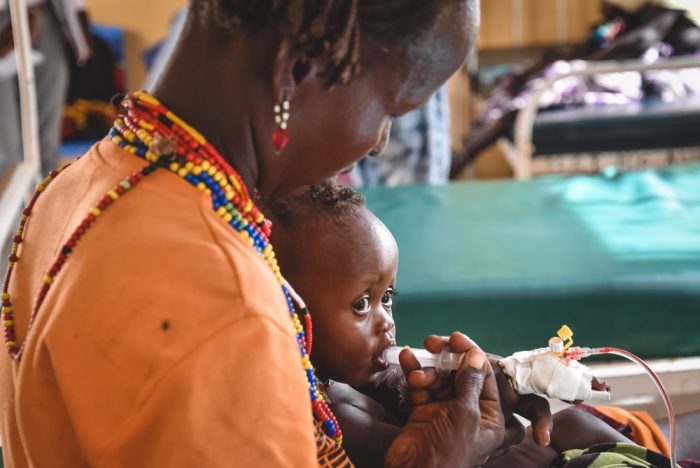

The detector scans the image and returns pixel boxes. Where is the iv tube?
[383,345,678,467]
[583,347,677,468]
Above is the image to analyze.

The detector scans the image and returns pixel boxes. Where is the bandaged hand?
[499,349,611,402]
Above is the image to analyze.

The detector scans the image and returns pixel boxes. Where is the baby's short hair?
[259,184,366,229]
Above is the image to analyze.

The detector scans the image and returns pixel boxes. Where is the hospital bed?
[499,56,700,179]
[364,163,700,357]
[364,163,700,412]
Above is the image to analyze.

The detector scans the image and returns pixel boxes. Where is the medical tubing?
[384,345,678,467]
[583,347,677,468]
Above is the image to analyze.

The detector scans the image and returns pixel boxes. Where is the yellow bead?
[192,166,202,176]
[90,207,102,217]
[196,182,206,191]
[243,200,252,213]
[177,168,188,178]
[204,188,212,196]
[231,177,242,192]
[139,120,154,131]
[216,206,227,217]
[2,306,12,314]
[1,293,10,301]
[207,166,216,176]
[3,320,13,327]
[169,162,180,172]
[201,160,210,170]
[225,191,234,201]
[255,213,264,224]
[108,190,119,200]
[44,276,53,285]
[240,230,250,240]
[6,341,16,348]
[223,213,233,223]
[213,172,223,183]
[185,162,194,171]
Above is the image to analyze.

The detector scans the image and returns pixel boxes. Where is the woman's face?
[259,1,477,196]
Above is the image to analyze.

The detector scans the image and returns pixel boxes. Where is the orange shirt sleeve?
[94,315,317,468]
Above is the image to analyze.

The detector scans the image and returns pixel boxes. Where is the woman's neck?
[150,24,266,194]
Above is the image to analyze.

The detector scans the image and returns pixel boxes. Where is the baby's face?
[282,207,399,387]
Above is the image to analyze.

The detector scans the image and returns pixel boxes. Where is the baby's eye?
[352,296,371,316]
[381,288,396,307]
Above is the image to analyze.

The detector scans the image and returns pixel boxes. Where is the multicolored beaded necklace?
[2,91,342,444]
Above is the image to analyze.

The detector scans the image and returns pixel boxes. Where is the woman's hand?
[490,355,553,447]
[385,333,505,468]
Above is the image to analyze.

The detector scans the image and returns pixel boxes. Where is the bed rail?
[511,56,700,179]
[0,0,42,247]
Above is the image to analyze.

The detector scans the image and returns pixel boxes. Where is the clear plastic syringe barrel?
[382,346,463,371]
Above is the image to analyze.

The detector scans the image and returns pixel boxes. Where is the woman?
[0,1,551,466]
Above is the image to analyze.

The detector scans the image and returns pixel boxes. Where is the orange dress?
[0,138,318,467]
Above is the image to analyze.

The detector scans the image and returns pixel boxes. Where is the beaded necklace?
[2,91,341,443]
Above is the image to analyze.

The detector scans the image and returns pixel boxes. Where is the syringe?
[382,346,463,371]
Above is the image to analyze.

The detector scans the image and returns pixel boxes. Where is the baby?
[261,185,698,468]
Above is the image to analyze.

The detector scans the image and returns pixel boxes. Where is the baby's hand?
[490,354,553,448]
[499,349,611,402]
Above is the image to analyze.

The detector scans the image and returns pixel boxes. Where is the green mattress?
[363,163,700,359]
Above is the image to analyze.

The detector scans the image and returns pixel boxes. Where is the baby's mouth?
[374,339,397,370]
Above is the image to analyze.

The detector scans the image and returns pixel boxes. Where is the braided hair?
[193,0,454,86]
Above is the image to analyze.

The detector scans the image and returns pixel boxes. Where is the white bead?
[283,101,290,110]
[274,104,281,113]
[281,122,287,129]
[282,112,289,121]
[275,116,282,124]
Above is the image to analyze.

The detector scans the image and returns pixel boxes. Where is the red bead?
[13,235,22,244]
[272,127,289,151]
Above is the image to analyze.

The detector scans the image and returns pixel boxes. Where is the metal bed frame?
[0,0,41,248]
[498,55,700,179]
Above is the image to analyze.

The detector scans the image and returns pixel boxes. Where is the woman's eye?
[352,297,370,315]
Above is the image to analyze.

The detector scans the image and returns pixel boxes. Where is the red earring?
[272,99,290,152]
